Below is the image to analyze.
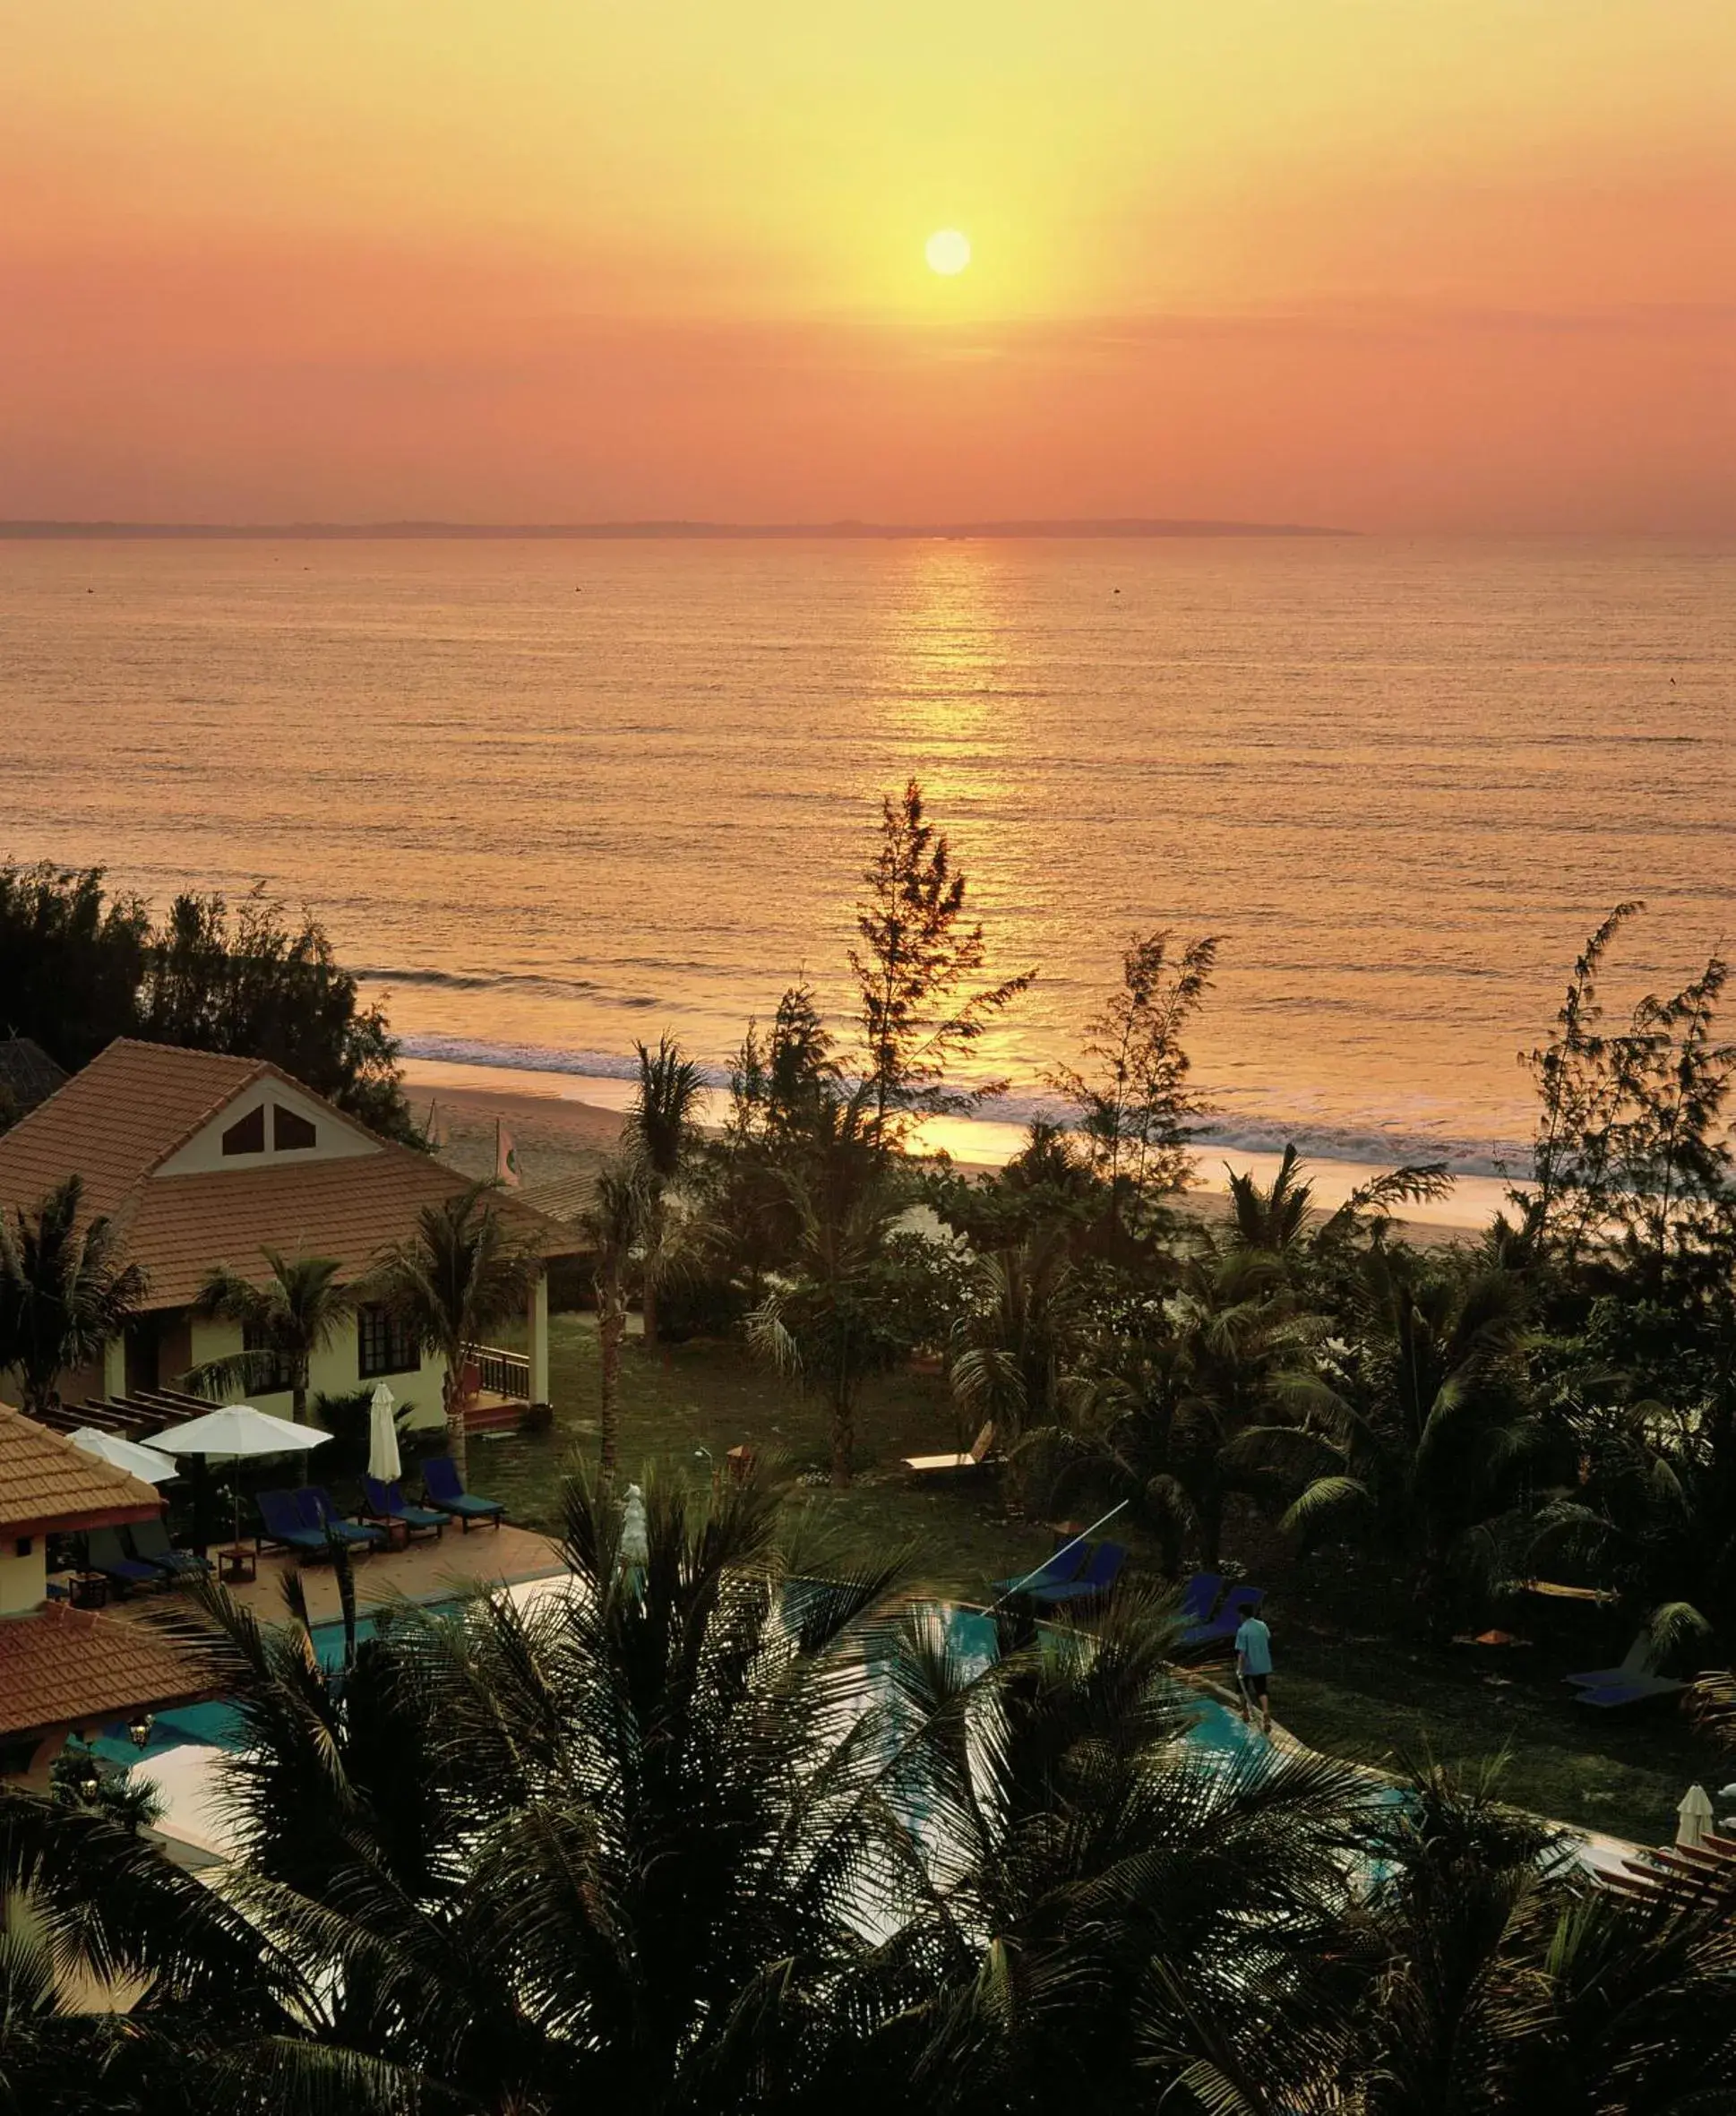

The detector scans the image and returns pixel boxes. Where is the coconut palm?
[626,1031,707,1348]
[185,1249,352,1425]
[747,1095,909,1485]
[365,1181,541,1476]
[1240,1249,1537,1632]
[581,1158,644,1477]
[0,1174,147,1415]
[946,1223,1084,1443]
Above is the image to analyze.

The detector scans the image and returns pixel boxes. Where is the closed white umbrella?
[621,1482,649,1569]
[367,1383,402,1486]
[1678,1783,1715,1850]
[69,1426,179,1485]
[153,1405,330,1546]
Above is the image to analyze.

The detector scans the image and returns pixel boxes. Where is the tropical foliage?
[0,1174,147,1413]
[187,1250,353,1424]
[4,1467,1735,2114]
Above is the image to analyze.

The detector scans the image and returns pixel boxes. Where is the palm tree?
[0,1174,147,1414]
[365,1182,540,1477]
[626,1031,706,1348]
[1241,1248,1537,1631]
[186,1248,351,1425]
[581,1158,644,1478]
[747,1095,908,1485]
[947,1223,1082,1444]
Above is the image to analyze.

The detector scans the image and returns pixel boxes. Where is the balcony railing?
[462,1341,531,1402]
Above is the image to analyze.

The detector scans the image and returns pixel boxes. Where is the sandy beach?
[404,1067,1472,1249]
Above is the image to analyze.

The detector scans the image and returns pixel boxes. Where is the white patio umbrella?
[620,1482,649,1569]
[1678,1783,1715,1850]
[69,1426,179,1485]
[152,1405,330,1547]
[367,1382,402,1486]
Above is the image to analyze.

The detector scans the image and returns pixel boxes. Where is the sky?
[3,1,1732,530]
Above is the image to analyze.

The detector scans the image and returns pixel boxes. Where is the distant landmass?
[1,516,1353,540]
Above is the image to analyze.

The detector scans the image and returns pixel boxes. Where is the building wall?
[185,1314,449,1431]
[0,1541,47,1616]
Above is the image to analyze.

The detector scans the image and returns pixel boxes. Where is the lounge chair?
[84,1526,163,1595]
[362,1475,446,1543]
[993,1539,1090,1600]
[299,1487,386,1551]
[1181,1571,1226,1626]
[1182,1582,1266,1649]
[1031,1541,1129,1607]
[421,1456,505,1531]
[124,1518,211,1579]
[903,1423,997,1476]
[255,1488,331,1556]
[1565,1634,1656,1689]
[1574,1673,1689,1710]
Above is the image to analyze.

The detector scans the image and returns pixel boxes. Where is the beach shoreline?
[403,1058,1491,1245]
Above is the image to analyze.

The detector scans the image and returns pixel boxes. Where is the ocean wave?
[360,964,602,998]
[398,1032,1529,1177]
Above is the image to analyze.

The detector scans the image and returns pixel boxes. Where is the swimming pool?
[90,1578,1263,1855]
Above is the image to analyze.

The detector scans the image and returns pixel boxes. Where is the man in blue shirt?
[1234,1605,1274,1735]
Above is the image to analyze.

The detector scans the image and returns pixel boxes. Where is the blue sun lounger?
[300,1488,385,1551]
[1030,1541,1129,1607]
[1574,1673,1689,1710]
[1565,1634,1655,1689]
[993,1540,1090,1599]
[1182,1582,1265,1649]
[125,1517,211,1580]
[421,1456,505,1531]
[1181,1571,1225,1626]
[255,1488,331,1556]
[84,1525,163,1595]
[362,1475,446,1543]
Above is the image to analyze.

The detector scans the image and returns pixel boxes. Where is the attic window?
[220,1105,266,1156]
[272,1104,317,1151]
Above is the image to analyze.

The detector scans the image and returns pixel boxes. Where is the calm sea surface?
[2,536,1732,1174]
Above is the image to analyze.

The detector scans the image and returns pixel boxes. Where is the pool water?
[90,1588,1259,1779]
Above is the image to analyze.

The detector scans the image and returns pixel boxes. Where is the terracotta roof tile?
[0,1403,164,1535]
[0,1602,211,1740]
[0,1039,261,1218]
[0,1039,578,1310]
[124,1152,573,1305]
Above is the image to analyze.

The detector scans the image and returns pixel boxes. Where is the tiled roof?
[0,1040,578,1309]
[0,1602,211,1741]
[0,1040,260,1218]
[119,1151,574,1306]
[0,1402,164,1535]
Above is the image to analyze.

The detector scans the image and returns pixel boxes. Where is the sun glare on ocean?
[924,228,971,275]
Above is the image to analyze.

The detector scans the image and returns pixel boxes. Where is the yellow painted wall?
[0,1542,47,1615]
[182,1315,448,1430]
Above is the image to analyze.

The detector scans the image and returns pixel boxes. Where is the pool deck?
[101,1520,567,1630]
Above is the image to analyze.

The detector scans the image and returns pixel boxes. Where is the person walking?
[1235,1601,1274,1735]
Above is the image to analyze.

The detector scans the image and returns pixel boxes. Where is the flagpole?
[988,1498,1130,1611]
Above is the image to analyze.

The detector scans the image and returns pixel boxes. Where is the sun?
[924,228,971,276]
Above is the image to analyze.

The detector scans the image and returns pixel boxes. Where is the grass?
[460,1312,1717,1850]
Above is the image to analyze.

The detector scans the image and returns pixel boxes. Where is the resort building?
[0,1039,577,1434]
[0,1403,207,1783]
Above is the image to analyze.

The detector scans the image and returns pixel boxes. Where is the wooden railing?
[462,1342,531,1402]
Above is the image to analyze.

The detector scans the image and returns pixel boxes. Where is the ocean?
[3,533,1732,1183]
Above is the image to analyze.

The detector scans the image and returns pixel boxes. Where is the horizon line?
[0,516,1356,541]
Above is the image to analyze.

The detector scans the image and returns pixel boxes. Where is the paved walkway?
[106,1520,566,1630]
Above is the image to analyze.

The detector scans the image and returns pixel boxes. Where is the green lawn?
[461,1314,1714,1849]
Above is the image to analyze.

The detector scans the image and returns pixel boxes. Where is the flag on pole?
[495,1118,521,1188]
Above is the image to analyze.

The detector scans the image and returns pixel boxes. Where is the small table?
[69,1571,109,1611]
[218,1544,258,1586]
[379,1516,411,1553]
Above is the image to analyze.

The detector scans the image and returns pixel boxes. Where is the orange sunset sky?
[4,1,1733,531]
